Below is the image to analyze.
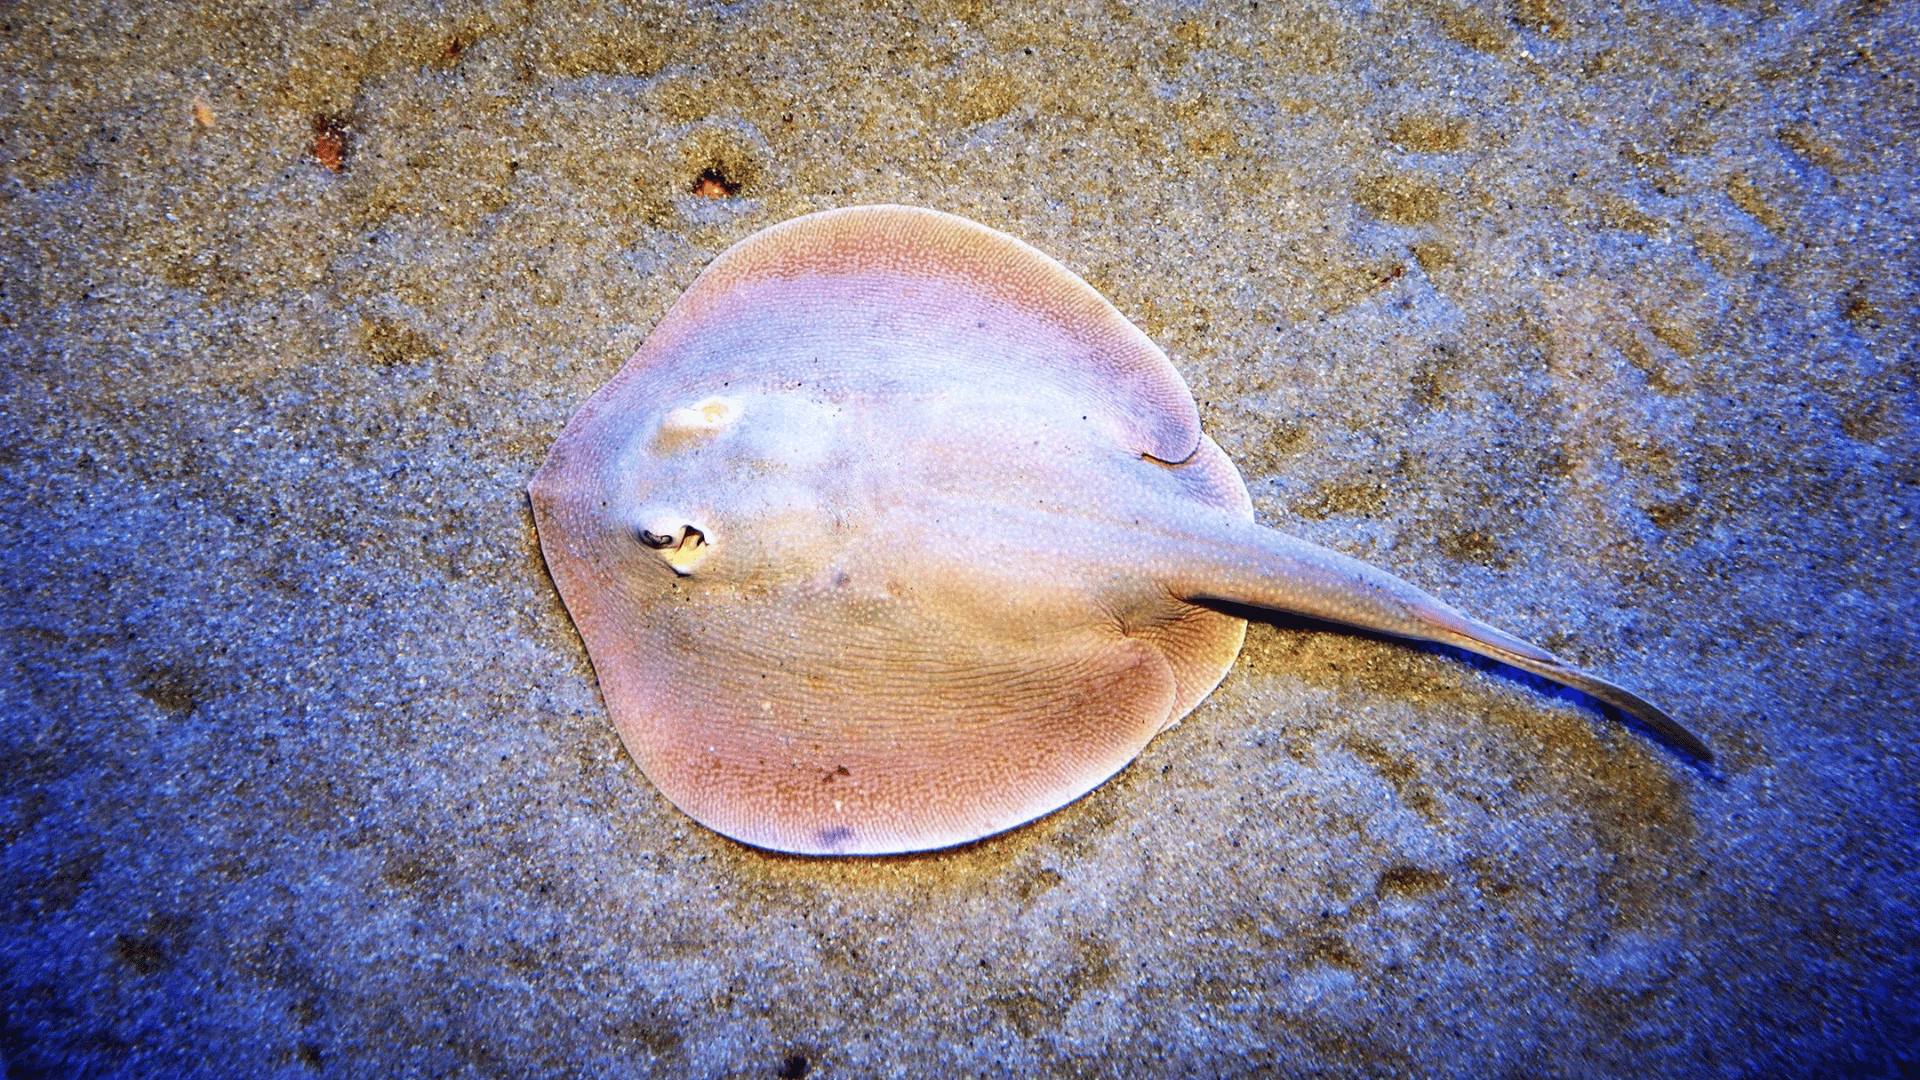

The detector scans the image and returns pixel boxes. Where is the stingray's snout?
[651,394,742,454]
[637,512,710,575]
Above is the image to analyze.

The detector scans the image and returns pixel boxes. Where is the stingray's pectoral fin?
[1172,517,1714,765]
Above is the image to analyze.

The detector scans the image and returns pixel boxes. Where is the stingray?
[530,204,1711,856]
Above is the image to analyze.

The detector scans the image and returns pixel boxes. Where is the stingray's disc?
[531,206,1253,854]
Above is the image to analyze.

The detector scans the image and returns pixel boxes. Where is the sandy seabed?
[2,1,1915,1077]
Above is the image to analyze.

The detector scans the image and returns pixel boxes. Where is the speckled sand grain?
[1,2,1915,1077]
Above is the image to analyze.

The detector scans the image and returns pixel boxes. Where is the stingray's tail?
[1427,622,1714,764]
[1169,515,1714,765]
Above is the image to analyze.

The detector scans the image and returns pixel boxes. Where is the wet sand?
[2,1,1915,1076]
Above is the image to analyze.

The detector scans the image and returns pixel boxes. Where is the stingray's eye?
[637,516,711,575]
